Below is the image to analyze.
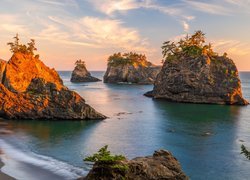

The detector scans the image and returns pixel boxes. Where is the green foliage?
[108,52,148,66]
[241,145,250,160]
[84,145,126,164]
[111,164,129,175]
[75,59,85,67]
[162,30,219,62]
[7,33,39,57]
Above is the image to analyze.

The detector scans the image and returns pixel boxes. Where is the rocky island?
[104,52,161,84]
[0,35,106,120]
[81,146,188,180]
[71,59,101,82]
[145,31,248,105]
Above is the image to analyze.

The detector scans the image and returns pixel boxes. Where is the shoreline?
[0,159,15,180]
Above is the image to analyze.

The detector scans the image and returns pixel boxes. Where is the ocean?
[0,71,250,180]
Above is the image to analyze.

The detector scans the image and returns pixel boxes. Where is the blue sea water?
[0,71,250,180]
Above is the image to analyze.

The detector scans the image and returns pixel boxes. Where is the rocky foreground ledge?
[0,53,106,120]
[81,149,188,180]
[104,52,161,84]
[145,31,248,105]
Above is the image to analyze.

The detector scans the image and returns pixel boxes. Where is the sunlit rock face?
[81,150,188,180]
[0,59,6,83]
[104,62,161,84]
[145,55,248,105]
[0,53,106,120]
[70,63,101,82]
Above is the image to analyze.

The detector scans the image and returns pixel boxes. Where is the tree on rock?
[7,34,39,58]
[75,59,86,67]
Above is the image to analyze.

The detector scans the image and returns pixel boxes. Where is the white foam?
[0,139,87,180]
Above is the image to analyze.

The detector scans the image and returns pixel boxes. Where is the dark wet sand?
[0,160,15,180]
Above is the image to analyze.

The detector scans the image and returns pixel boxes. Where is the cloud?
[88,0,194,32]
[184,0,231,15]
[212,39,250,56]
[36,16,151,52]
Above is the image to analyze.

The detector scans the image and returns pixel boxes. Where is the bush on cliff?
[7,33,39,57]
[162,30,221,62]
[108,52,149,67]
[84,145,128,176]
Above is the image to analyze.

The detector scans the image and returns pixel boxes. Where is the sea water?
[0,71,250,180]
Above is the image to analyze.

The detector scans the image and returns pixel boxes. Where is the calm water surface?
[0,71,250,180]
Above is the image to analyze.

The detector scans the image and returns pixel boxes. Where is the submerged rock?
[71,60,101,82]
[146,31,248,105]
[82,149,188,180]
[0,53,106,120]
[104,52,161,84]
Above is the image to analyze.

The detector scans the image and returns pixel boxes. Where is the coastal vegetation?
[161,30,221,63]
[75,59,85,67]
[7,34,39,58]
[107,52,150,67]
[241,145,250,160]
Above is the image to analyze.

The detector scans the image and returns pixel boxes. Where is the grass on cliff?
[108,52,151,67]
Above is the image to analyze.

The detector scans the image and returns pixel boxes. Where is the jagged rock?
[81,150,188,180]
[146,55,248,105]
[0,53,106,120]
[71,62,101,82]
[104,65,161,84]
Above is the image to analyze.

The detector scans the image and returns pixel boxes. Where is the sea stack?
[71,59,101,82]
[103,52,161,84]
[0,52,106,120]
[145,31,248,105]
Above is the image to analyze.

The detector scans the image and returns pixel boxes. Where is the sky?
[0,0,250,71]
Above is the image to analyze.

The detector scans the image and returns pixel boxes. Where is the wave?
[0,139,87,180]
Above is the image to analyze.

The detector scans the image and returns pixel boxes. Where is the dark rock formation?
[103,53,161,84]
[0,53,106,120]
[146,55,248,105]
[71,61,101,82]
[81,150,188,180]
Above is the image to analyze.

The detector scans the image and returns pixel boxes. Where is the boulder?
[146,55,248,105]
[82,149,188,180]
[71,63,101,82]
[0,53,106,120]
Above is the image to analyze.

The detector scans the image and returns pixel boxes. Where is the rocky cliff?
[103,52,161,84]
[82,150,188,180]
[0,53,106,120]
[71,61,101,82]
[145,31,248,105]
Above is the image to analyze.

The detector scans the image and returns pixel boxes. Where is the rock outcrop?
[0,59,6,83]
[103,52,161,84]
[71,61,101,82]
[0,53,106,120]
[82,149,188,180]
[145,55,248,105]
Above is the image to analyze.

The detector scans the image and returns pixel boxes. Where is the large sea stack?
[81,149,188,180]
[104,52,161,84]
[71,60,101,82]
[145,31,248,105]
[0,52,106,120]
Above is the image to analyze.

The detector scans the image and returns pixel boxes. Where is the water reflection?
[151,100,248,179]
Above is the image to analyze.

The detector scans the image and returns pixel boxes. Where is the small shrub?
[84,145,126,164]
[241,145,250,160]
